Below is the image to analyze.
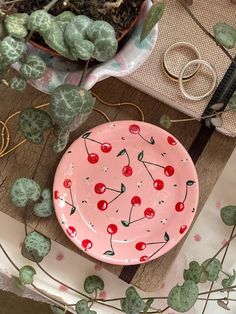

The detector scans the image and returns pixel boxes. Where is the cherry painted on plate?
[53,121,199,265]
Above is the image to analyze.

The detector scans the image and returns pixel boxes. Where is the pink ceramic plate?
[53,121,199,265]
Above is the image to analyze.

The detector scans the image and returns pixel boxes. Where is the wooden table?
[1,72,236,292]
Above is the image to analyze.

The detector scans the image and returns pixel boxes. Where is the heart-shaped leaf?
[28,10,52,35]
[149,136,155,145]
[64,22,84,47]
[70,39,94,61]
[220,205,236,226]
[104,250,115,256]
[167,280,199,312]
[229,95,236,111]
[19,265,36,285]
[50,305,65,314]
[84,275,104,294]
[93,37,118,62]
[53,127,70,153]
[213,22,236,49]
[5,13,28,39]
[211,116,223,128]
[33,188,54,218]
[121,287,146,314]
[160,114,172,129]
[186,180,195,186]
[143,298,154,314]
[55,11,75,30]
[22,231,51,263]
[10,76,27,91]
[19,108,53,144]
[201,258,222,281]
[49,85,95,129]
[86,20,115,42]
[184,261,202,283]
[121,183,126,193]
[121,220,130,227]
[68,15,92,37]
[217,299,231,311]
[117,149,126,157]
[1,36,27,64]
[76,299,97,314]
[20,54,47,80]
[138,151,144,161]
[210,102,224,111]
[164,232,170,242]
[11,178,41,207]
[141,2,165,42]
[222,269,236,288]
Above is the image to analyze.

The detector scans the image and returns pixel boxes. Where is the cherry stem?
[125,150,131,166]
[59,197,74,208]
[108,192,122,204]
[148,242,168,259]
[84,139,89,155]
[86,137,102,145]
[182,184,189,203]
[142,161,155,182]
[106,187,122,193]
[138,133,152,144]
[146,241,167,245]
[128,205,134,224]
[129,216,145,225]
[69,186,75,207]
[110,234,114,253]
[143,160,164,169]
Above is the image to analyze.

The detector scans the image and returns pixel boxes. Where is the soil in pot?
[16,0,145,39]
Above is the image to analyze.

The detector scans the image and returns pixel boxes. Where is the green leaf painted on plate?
[138,151,144,161]
[121,183,126,193]
[117,149,126,157]
[164,232,170,242]
[121,220,130,227]
[186,180,195,186]
[104,250,115,256]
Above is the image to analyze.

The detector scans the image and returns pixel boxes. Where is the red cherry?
[129,124,140,134]
[97,200,108,211]
[140,256,149,262]
[88,153,99,164]
[122,165,133,177]
[144,208,155,219]
[82,239,93,250]
[107,224,118,235]
[101,142,112,153]
[94,183,106,194]
[54,190,60,199]
[63,179,72,188]
[179,225,188,234]
[164,165,175,177]
[66,226,77,237]
[131,196,141,206]
[175,202,185,212]
[135,242,146,251]
[167,136,177,146]
[153,179,164,190]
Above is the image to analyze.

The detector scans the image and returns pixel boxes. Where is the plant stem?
[199,285,236,296]
[198,297,236,301]
[171,109,231,123]
[44,0,61,12]
[78,60,90,87]
[177,0,236,66]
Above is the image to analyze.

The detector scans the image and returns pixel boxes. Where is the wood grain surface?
[1,71,235,291]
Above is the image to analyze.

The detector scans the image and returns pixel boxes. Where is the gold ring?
[163,42,201,82]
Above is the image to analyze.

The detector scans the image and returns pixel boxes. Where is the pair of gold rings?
[162,42,218,101]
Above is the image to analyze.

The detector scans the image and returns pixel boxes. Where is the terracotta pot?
[29,0,147,58]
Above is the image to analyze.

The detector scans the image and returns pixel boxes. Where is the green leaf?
[222,269,236,288]
[138,151,144,161]
[184,261,202,284]
[160,114,172,129]
[19,108,53,144]
[201,258,222,282]
[93,37,118,62]
[213,22,236,49]
[49,85,95,129]
[103,250,115,256]
[167,280,199,312]
[28,10,52,35]
[64,22,83,47]
[70,206,76,215]
[11,275,23,289]
[220,205,236,226]
[53,128,70,153]
[86,20,116,42]
[10,76,27,91]
[50,305,65,314]
[19,265,36,285]
[1,36,27,65]
[143,298,154,314]
[68,15,92,37]
[33,188,54,218]
[70,39,94,61]
[211,116,223,128]
[55,11,75,30]
[121,183,126,193]
[11,178,41,207]
[121,287,146,314]
[84,275,104,294]
[20,54,47,80]
[117,149,126,157]
[186,180,195,186]
[140,2,165,42]
[76,299,97,314]
[121,220,130,227]
[164,232,170,242]
[5,13,28,39]
[229,95,236,111]
[22,231,51,263]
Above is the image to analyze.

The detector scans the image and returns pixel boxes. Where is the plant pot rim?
[29,0,147,58]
